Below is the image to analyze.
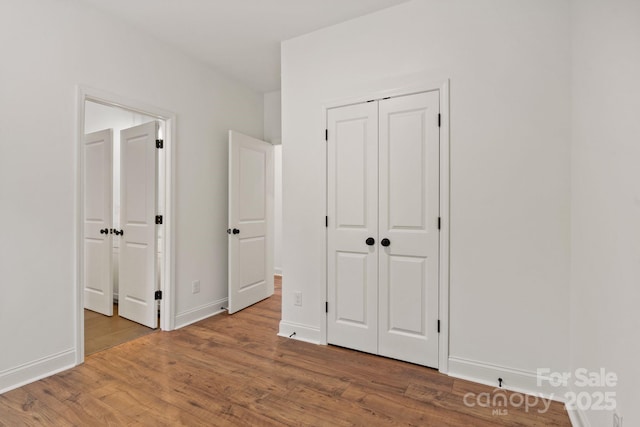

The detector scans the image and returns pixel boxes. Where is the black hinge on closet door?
[156,139,164,149]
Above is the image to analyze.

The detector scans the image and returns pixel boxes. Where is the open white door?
[118,121,158,328]
[83,129,113,316]
[228,131,274,314]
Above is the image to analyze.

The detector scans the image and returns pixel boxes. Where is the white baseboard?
[0,349,76,395]
[448,356,568,402]
[174,298,228,330]
[278,320,321,344]
[566,405,590,427]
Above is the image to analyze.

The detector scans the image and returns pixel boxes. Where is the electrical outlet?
[294,291,302,306]
[613,413,622,427]
[192,280,200,294]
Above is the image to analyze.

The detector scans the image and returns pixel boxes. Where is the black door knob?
[365,237,375,246]
[381,238,391,247]
[232,228,240,235]
[100,228,109,234]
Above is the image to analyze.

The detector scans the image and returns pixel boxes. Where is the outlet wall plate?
[294,291,302,306]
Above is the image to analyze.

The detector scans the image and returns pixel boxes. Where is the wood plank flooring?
[0,277,571,426]
[85,304,157,356]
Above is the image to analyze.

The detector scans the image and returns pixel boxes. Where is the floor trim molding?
[0,349,75,395]
[278,320,321,344]
[566,405,590,427]
[174,298,228,329]
[448,356,568,402]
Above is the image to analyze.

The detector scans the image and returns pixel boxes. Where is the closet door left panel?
[84,129,114,316]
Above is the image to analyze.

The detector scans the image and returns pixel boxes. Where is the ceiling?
[78,0,410,93]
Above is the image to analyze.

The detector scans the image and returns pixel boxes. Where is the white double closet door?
[83,121,159,329]
[327,91,440,368]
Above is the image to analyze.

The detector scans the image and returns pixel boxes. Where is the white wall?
[0,0,262,392]
[264,91,283,274]
[264,91,282,145]
[273,145,283,275]
[570,0,640,425]
[280,0,571,392]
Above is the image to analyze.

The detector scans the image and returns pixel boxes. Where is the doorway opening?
[76,87,175,363]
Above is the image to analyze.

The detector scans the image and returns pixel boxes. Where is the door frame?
[320,77,451,373]
[75,85,177,365]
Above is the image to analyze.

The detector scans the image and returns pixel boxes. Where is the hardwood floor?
[84,304,157,356]
[0,277,571,426]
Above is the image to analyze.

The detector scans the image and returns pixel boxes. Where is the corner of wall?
[566,406,591,427]
[174,298,228,330]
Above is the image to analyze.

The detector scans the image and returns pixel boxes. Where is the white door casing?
[378,91,440,367]
[326,102,379,354]
[83,129,113,316]
[326,91,440,368]
[228,131,274,314]
[118,121,158,328]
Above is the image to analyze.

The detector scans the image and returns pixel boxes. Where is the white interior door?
[326,91,440,368]
[83,129,113,316]
[378,91,440,367]
[326,102,379,353]
[228,131,274,314]
[118,121,158,328]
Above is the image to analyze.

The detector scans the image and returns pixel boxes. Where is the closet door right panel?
[378,91,440,368]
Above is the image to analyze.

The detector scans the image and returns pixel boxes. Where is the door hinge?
[155,290,162,300]
[438,114,441,128]
[438,217,441,230]
[325,302,328,313]
[325,129,328,141]
[156,139,164,149]
[437,319,440,333]
[155,215,163,225]
[325,216,328,228]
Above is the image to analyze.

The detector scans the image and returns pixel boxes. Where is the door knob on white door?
[380,238,390,247]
